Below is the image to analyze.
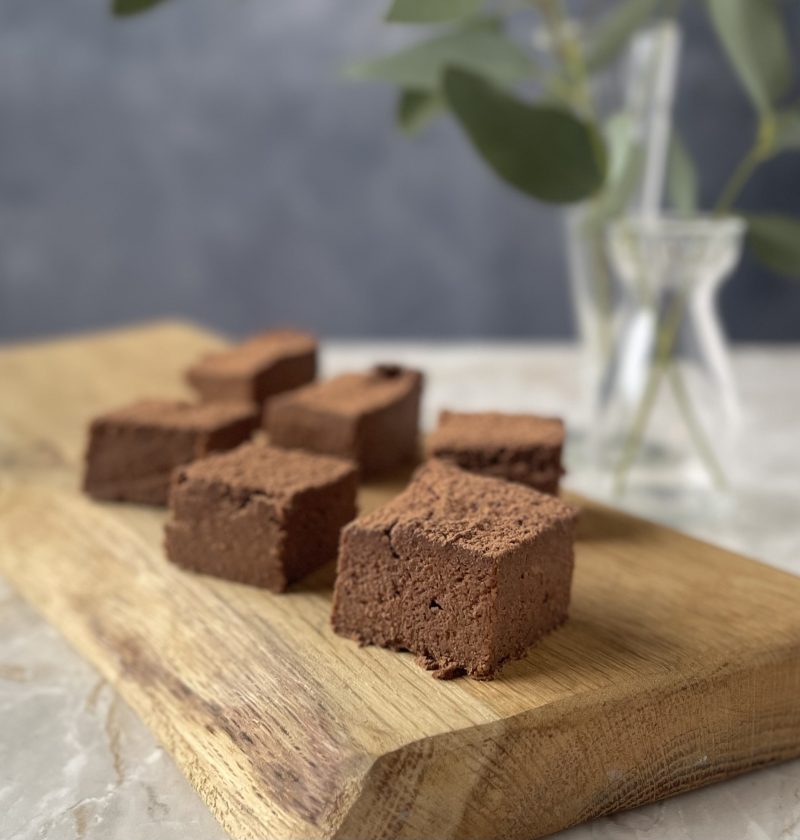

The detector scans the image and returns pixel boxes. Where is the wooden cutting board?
[1,322,799,840]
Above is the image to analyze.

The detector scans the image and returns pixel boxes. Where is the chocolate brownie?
[427,410,566,494]
[265,365,423,478]
[164,442,358,592]
[331,459,577,679]
[187,329,317,406]
[83,400,258,506]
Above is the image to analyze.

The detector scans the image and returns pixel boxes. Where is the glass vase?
[591,214,746,497]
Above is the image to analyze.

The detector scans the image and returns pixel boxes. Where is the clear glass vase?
[591,215,746,497]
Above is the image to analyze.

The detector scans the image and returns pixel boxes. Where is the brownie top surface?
[176,441,356,496]
[428,410,565,450]
[273,366,422,416]
[353,459,577,557]
[190,329,316,377]
[96,399,257,430]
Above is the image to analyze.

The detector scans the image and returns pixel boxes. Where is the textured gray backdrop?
[1,0,799,342]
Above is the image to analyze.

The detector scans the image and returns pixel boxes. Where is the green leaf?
[112,0,168,15]
[396,90,444,134]
[386,0,482,24]
[774,109,800,153]
[666,132,698,214]
[443,67,606,204]
[585,0,659,73]
[347,19,536,92]
[706,0,792,114]
[746,214,800,278]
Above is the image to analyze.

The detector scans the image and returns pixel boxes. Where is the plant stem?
[583,215,615,356]
[715,117,775,214]
[613,355,667,495]
[613,285,688,494]
[534,0,594,117]
[614,283,732,493]
[533,0,617,364]
[714,145,761,215]
[666,365,728,489]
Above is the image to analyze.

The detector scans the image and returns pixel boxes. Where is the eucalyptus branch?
[533,0,594,117]
[614,295,730,492]
[666,365,728,489]
[714,117,775,214]
[714,147,762,215]
[613,282,688,493]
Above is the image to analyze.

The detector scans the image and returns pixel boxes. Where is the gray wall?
[1,0,799,342]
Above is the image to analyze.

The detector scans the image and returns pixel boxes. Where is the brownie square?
[331,459,577,679]
[164,442,358,592]
[83,400,258,506]
[186,329,317,406]
[427,410,566,494]
[266,365,423,478]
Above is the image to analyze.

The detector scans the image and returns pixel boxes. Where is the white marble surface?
[2,342,799,840]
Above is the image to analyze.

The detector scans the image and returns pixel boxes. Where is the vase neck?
[607,216,746,302]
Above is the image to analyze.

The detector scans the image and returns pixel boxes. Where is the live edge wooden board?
[1,323,800,840]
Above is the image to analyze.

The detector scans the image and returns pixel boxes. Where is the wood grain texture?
[1,322,799,840]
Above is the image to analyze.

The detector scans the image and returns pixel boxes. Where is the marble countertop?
[2,342,799,840]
